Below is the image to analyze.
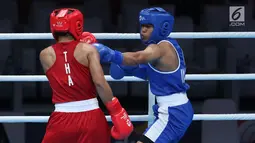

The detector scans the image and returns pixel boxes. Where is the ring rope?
[0,32,255,40]
[0,74,255,82]
[0,114,254,123]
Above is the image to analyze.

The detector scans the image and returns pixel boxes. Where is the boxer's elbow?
[123,52,147,65]
[93,77,107,92]
[134,52,147,64]
[92,75,106,88]
[94,82,106,94]
[93,79,114,103]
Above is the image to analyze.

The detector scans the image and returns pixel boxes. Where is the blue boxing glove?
[92,43,123,64]
[110,63,147,80]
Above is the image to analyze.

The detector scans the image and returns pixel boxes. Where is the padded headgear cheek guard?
[50,8,84,40]
[139,7,174,45]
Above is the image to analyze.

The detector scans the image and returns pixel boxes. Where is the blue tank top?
[147,38,190,96]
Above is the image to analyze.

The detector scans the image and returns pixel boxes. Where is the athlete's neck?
[57,36,75,43]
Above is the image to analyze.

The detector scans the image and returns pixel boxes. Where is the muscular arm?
[122,44,162,65]
[87,46,114,104]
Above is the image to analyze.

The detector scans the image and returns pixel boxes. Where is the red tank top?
[45,41,97,103]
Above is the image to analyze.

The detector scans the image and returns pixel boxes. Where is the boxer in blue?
[93,7,194,143]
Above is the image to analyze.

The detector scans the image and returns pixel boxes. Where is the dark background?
[0,0,254,142]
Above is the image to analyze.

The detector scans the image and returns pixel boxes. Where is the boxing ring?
[0,32,255,124]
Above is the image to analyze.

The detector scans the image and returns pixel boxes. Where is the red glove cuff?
[105,97,123,115]
[80,32,97,44]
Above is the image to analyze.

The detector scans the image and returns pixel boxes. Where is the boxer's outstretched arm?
[122,44,162,65]
[93,42,166,66]
[87,46,114,104]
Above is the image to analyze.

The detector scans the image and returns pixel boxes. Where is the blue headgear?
[139,7,174,45]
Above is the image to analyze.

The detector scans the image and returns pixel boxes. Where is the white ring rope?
[0,114,254,123]
[0,74,254,82]
[0,32,255,40]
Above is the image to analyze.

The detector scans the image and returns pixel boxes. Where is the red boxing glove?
[80,32,97,44]
[105,97,133,140]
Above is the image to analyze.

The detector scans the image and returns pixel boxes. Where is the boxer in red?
[40,8,133,143]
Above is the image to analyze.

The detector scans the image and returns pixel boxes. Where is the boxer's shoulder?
[157,40,173,50]
[74,43,99,63]
[40,46,55,60]
[157,40,176,59]
[76,42,97,55]
[39,46,56,71]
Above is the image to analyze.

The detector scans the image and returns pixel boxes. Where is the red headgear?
[50,8,83,40]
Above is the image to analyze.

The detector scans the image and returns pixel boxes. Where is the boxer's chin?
[141,36,148,41]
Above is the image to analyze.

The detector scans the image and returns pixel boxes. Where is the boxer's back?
[46,40,96,103]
